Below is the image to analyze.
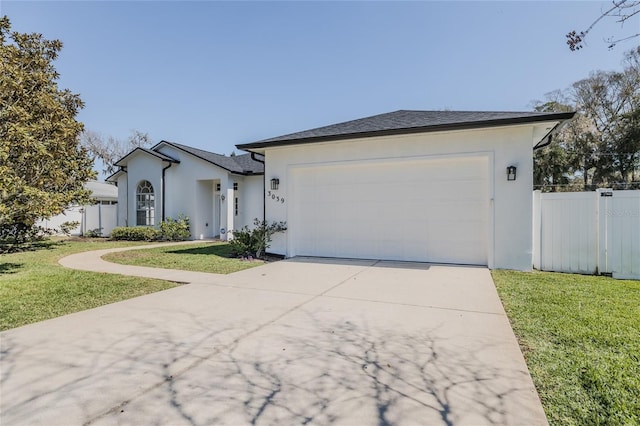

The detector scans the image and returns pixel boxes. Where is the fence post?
[532,190,542,270]
[596,188,613,276]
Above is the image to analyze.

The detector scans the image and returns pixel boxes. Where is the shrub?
[160,215,190,241]
[110,226,160,241]
[229,219,287,259]
[84,228,103,238]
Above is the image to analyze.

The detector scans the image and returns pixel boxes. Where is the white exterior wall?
[124,154,163,227]
[241,175,264,229]
[158,145,233,239]
[263,124,542,271]
[116,174,128,226]
[154,146,264,239]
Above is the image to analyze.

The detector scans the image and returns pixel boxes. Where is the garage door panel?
[291,156,489,265]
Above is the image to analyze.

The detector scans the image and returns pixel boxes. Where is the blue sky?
[3,1,639,171]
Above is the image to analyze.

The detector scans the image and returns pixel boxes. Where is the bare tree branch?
[80,129,152,176]
[567,0,640,50]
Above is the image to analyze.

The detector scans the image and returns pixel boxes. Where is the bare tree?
[81,129,151,176]
[567,0,640,50]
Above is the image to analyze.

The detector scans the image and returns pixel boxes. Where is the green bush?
[84,228,103,238]
[160,215,190,241]
[110,226,160,241]
[229,219,287,259]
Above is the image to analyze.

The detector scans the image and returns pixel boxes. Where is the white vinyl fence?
[40,203,118,237]
[533,189,640,280]
[82,204,118,237]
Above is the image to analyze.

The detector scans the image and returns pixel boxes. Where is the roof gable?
[114,147,179,167]
[236,110,576,150]
[153,141,264,175]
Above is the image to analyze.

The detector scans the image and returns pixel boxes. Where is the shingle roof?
[237,110,576,150]
[114,147,180,167]
[158,141,264,175]
[85,181,118,200]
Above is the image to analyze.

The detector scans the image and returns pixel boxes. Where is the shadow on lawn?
[0,239,64,255]
[164,244,234,258]
[0,262,22,274]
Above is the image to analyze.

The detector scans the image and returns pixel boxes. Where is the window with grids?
[136,180,155,226]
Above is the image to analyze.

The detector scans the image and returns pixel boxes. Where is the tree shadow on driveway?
[1,277,542,425]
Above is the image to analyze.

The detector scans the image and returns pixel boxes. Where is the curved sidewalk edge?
[58,241,226,284]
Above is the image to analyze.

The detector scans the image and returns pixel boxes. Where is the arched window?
[136,180,155,226]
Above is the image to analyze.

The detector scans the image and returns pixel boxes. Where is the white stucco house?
[110,110,574,271]
[236,110,575,271]
[107,141,264,240]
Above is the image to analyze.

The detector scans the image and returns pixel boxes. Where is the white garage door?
[290,156,490,265]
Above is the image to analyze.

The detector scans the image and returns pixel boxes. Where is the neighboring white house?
[107,141,264,240]
[237,110,575,271]
[39,181,119,236]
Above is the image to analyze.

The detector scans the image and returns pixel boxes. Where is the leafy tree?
[534,48,640,191]
[81,129,151,176]
[567,1,640,50]
[533,98,574,191]
[571,49,640,188]
[0,16,95,247]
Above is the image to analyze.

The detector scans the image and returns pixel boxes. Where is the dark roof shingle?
[158,141,264,174]
[237,110,575,150]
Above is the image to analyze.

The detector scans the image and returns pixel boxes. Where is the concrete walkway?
[0,243,548,425]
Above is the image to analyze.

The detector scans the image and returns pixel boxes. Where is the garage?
[289,155,490,264]
[236,109,576,271]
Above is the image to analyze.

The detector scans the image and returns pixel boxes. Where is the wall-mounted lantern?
[507,166,517,181]
[270,178,280,190]
[220,194,226,201]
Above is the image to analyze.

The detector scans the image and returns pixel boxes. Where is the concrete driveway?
[1,251,547,425]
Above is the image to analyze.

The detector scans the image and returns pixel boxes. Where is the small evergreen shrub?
[160,215,190,241]
[84,228,103,238]
[110,226,161,241]
[229,219,287,259]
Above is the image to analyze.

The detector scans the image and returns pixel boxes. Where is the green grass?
[0,239,177,331]
[102,242,263,274]
[492,270,640,425]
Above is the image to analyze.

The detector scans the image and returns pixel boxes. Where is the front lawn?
[492,270,640,425]
[102,242,263,274]
[0,239,176,331]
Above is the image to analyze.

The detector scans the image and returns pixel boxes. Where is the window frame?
[136,180,155,226]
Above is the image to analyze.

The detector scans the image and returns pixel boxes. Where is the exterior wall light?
[270,178,280,190]
[507,166,517,181]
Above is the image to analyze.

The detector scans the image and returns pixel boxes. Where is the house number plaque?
[267,190,285,204]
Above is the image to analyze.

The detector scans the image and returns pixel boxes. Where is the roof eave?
[114,146,180,167]
[156,140,263,175]
[533,112,577,149]
[105,169,125,182]
[237,112,577,151]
